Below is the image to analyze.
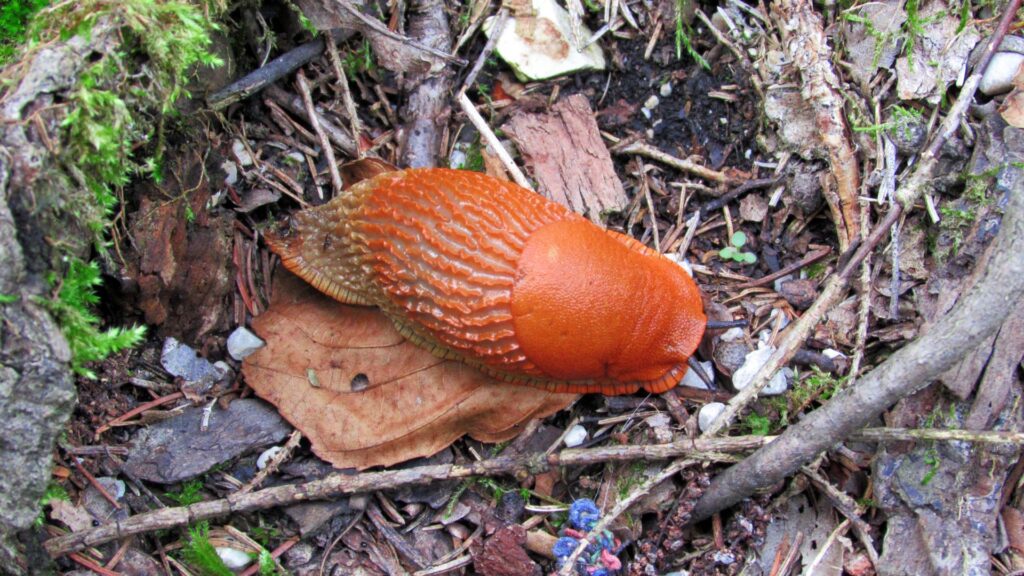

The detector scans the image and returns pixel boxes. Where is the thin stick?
[296,72,341,198]
[324,40,363,157]
[616,141,731,184]
[457,91,532,190]
[44,438,759,557]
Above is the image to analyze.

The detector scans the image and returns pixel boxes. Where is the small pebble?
[221,160,238,186]
[660,83,673,97]
[698,402,726,432]
[256,446,283,470]
[732,345,789,396]
[643,95,660,109]
[563,424,588,448]
[979,52,1024,96]
[216,547,252,570]
[680,360,715,390]
[719,327,745,342]
[227,326,266,361]
[822,348,846,360]
[231,139,253,167]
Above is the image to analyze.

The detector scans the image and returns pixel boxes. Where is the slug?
[265,162,707,395]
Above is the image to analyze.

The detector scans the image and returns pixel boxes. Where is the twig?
[459,8,508,95]
[296,71,342,198]
[44,437,760,556]
[457,92,532,189]
[695,9,764,98]
[733,246,831,289]
[616,142,732,184]
[801,465,878,567]
[324,40,363,158]
[207,30,352,110]
[95,392,184,437]
[265,85,358,157]
[237,430,302,495]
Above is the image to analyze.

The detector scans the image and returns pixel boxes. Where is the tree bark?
[0,29,118,574]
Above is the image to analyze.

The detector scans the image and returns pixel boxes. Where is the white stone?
[659,83,673,97]
[257,446,283,470]
[644,413,672,428]
[227,326,265,361]
[484,0,605,82]
[563,424,588,448]
[231,139,253,167]
[698,402,726,432]
[216,547,253,570]
[822,348,846,360]
[719,327,745,342]
[680,360,714,390]
[644,95,660,109]
[979,52,1024,96]
[221,160,238,186]
[732,345,790,396]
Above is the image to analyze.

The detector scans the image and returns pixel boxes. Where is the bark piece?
[966,297,1024,429]
[503,94,628,221]
[123,398,291,484]
[472,524,541,576]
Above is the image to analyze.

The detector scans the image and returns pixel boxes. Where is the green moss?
[0,0,49,65]
[183,521,234,576]
[36,259,146,378]
[165,479,205,506]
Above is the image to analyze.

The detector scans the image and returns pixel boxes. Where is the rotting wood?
[398,0,455,168]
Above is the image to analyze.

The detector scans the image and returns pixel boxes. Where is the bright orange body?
[266,167,706,395]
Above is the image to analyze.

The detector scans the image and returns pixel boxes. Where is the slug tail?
[264,225,374,307]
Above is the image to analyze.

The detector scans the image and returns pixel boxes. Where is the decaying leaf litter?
[11,0,1024,574]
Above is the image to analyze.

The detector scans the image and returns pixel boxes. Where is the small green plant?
[719,231,756,264]
[459,138,485,173]
[901,0,946,71]
[743,412,773,436]
[804,261,828,279]
[675,0,709,70]
[938,204,974,257]
[852,105,922,139]
[257,549,286,576]
[342,39,375,76]
[34,482,70,527]
[183,522,234,576]
[165,479,205,506]
[842,11,896,70]
[0,293,19,304]
[616,462,648,499]
[37,258,146,378]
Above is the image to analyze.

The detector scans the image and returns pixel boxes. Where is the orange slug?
[265,163,707,395]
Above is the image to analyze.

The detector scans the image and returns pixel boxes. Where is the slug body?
[266,167,706,395]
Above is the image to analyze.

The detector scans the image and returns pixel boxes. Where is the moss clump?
[36,259,146,378]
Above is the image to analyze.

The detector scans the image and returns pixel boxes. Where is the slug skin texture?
[266,167,706,395]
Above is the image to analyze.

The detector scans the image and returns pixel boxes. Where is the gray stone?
[226,326,265,361]
[123,399,291,484]
[161,337,219,382]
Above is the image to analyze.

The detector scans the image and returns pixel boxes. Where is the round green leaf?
[741,252,757,264]
[731,231,747,247]
[720,246,737,259]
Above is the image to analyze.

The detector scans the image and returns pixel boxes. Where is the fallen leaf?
[999,90,1024,128]
[243,272,577,469]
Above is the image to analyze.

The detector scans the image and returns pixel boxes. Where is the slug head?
[511,220,707,393]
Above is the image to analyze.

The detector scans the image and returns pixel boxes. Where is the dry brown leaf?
[243,272,577,469]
